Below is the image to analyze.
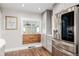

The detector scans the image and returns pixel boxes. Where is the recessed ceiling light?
[38,8,41,10]
[22,4,24,7]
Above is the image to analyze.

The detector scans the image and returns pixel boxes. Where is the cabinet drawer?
[52,47,67,56]
[52,39,76,54]
[52,46,62,56]
[23,34,41,44]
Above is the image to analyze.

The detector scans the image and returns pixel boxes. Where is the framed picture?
[5,16,18,30]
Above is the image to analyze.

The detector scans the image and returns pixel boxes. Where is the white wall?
[1,8,41,50]
[0,10,1,38]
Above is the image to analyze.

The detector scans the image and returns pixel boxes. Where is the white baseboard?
[5,43,42,52]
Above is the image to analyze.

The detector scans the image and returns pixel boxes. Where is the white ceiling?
[0,3,54,14]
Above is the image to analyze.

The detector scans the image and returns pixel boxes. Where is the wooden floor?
[5,47,51,56]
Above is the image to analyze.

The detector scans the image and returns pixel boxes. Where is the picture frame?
[5,16,18,30]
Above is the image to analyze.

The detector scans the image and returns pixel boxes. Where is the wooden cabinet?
[52,46,62,56]
[23,34,41,44]
[52,39,75,56]
[52,46,68,56]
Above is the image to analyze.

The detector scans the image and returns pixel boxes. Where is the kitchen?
[0,3,79,56]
